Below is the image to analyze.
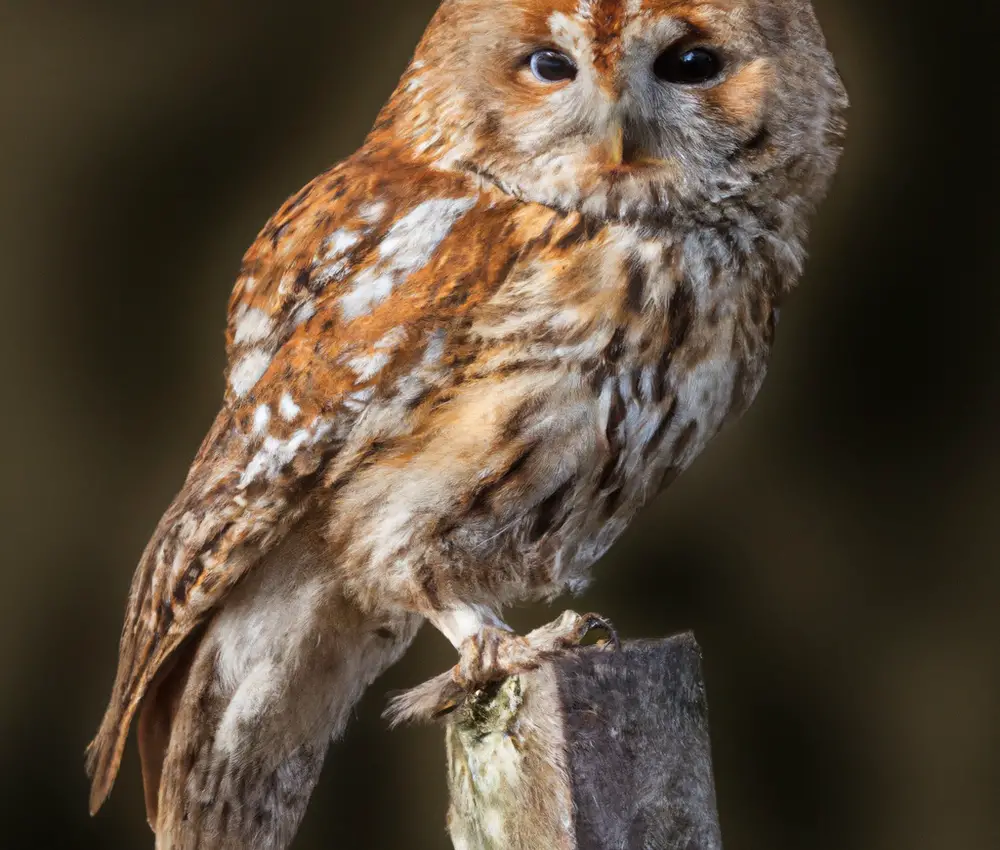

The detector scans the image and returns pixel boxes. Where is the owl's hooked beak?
[602,119,661,170]
[602,118,662,169]
[606,120,625,167]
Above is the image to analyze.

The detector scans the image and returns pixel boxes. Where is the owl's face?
[384,0,846,221]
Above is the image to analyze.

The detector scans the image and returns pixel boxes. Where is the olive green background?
[1,2,996,848]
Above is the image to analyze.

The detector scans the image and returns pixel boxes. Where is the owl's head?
[378,0,847,223]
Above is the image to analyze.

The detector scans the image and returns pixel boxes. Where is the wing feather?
[86,154,524,812]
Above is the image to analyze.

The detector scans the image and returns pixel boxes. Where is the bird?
[86,0,847,847]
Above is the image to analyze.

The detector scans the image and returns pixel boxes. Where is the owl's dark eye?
[654,46,723,85]
[529,50,577,83]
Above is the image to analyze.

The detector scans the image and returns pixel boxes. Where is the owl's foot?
[453,610,619,690]
[385,611,618,725]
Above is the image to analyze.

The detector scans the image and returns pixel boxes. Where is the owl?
[87,1,846,847]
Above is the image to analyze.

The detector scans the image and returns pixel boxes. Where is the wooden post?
[444,634,723,850]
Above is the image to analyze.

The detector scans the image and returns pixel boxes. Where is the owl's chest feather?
[335,212,780,606]
[530,223,777,587]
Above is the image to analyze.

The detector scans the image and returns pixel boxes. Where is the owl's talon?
[386,610,620,726]
[576,612,621,651]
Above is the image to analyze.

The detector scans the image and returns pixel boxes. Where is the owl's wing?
[86,156,528,814]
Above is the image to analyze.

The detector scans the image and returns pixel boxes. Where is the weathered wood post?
[444,634,723,850]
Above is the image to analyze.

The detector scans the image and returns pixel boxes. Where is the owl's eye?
[654,46,724,85]
[529,50,577,83]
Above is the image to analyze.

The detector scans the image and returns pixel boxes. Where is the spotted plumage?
[87,1,846,847]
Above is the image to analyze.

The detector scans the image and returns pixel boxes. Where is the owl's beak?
[606,121,625,167]
[603,119,667,171]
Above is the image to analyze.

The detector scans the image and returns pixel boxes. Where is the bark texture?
[445,634,723,850]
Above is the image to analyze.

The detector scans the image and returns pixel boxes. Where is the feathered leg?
[141,529,420,850]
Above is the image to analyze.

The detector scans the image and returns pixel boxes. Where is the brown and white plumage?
[87,1,846,846]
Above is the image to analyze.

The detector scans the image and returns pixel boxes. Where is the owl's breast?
[539,223,780,592]
[329,212,781,609]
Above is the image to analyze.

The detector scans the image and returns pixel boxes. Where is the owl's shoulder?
[223,157,603,435]
[227,154,479,356]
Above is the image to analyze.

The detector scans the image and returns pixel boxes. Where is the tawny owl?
[87,0,847,847]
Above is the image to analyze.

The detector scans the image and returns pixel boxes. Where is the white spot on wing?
[253,404,271,435]
[339,197,476,320]
[347,350,392,383]
[233,305,273,346]
[379,198,476,273]
[360,201,388,223]
[279,393,301,421]
[422,329,446,366]
[344,326,408,383]
[375,327,408,350]
[292,301,317,328]
[315,229,363,286]
[230,349,273,398]
[323,229,360,259]
[344,387,375,412]
[238,417,331,487]
[339,269,395,320]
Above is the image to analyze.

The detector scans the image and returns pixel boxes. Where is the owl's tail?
[85,564,176,818]
[86,698,129,815]
[85,622,192,818]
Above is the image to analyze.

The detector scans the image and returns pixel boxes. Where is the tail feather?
[86,700,133,816]
[86,625,191,816]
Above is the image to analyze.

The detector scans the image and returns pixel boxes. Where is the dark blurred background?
[1,1,997,848]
